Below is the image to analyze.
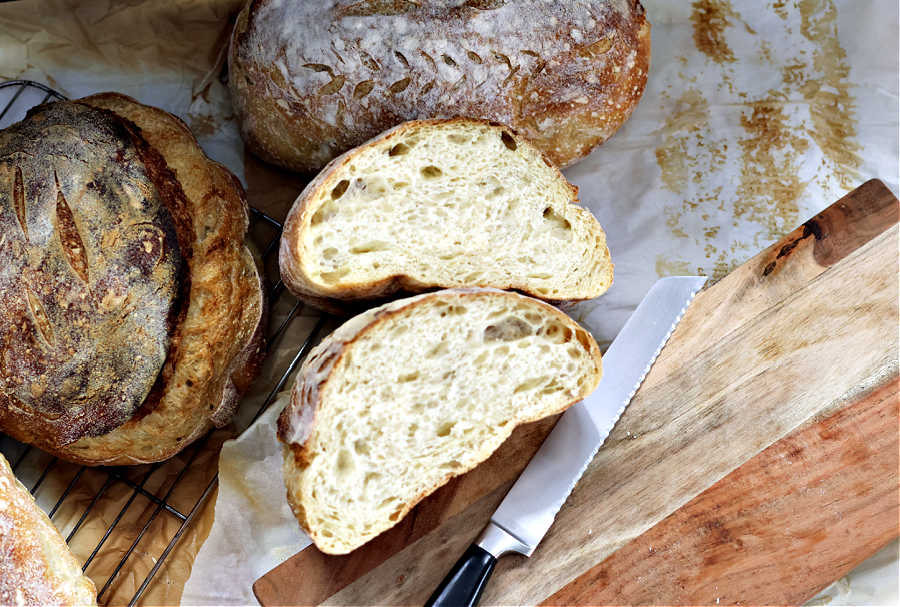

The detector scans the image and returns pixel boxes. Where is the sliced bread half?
[277,288,602,554]
[278,119,613,311]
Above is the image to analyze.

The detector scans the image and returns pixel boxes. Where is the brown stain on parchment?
[797,0,862,188]
[737,96,810,242]
[658,0,862,282]
[772,1,789,20]
[655,89,710,194]
[655,257,693,277]
[691,0,739,64]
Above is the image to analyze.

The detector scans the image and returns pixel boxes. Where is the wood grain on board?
[254,179,899,606]
[545,377,900,605]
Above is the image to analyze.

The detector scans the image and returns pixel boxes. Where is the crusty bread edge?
[277,288,602,554]
[278,118,613,311]
[44,93,267,466]
[0,453,97,605]
[229,0,651,172]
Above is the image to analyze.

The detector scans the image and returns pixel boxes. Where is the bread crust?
[0,94,266,465]
[277,288,602,554]
[0,453,97,606]
[229,0,650,172]
[0,101,190,447]
[278,118,614,312]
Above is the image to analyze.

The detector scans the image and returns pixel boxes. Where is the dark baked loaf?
[0,94,266,465]
[228,0,651,173]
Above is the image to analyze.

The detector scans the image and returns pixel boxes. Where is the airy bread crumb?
[278,289,602,554]
[280,119,614,310]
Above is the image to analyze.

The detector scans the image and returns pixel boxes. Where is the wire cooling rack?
[0,79,326,606]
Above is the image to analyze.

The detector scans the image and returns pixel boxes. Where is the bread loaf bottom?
[278,289,602,554]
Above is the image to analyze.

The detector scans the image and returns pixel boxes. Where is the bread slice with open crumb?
[277,288,602,554]
[278,119,613,311]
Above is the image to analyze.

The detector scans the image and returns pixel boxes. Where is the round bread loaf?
[0,453,97,606]
[228,0,650,173]
[0,94,265,465]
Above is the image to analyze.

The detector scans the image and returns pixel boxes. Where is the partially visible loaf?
[0,453,97,606]
[0,94,266,465]
[229,0,650,172]
[278,288,602,554]
[279,119,613,311]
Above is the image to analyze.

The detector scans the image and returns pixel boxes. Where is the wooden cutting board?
[253,179,899,606]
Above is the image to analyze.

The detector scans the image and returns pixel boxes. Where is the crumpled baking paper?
[0,0,896,605]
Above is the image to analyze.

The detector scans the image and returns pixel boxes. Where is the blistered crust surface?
[0,93,265,465]
[230,0,650,171]
[57,93,266,465]
[0,453,97,606]
[0,101,188,447]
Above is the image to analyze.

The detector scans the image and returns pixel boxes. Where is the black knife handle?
[425,544,496,607]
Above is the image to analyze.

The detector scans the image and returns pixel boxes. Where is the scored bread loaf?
[277,288,602,554]
[0,94,265,465]
[0,453,97,606]
[279,119,613,311]
[229,0,650,172]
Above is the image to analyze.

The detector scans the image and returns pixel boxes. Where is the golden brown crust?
[229,0,650,172]
[277,118,614,312]
[278,289,602,553]
[0,93,266,466]
[0,101,190,447]
[0,453,97,606]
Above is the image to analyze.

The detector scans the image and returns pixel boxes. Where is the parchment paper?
[0,0,896,605]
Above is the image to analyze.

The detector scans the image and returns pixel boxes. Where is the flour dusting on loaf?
[230,0,650,171]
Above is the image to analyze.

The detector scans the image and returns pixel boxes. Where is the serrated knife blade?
[425,276,707,607]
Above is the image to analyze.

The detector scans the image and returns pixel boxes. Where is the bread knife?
[425,276,707,606]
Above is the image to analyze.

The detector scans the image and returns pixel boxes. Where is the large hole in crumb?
[336,449,353,474]
[421,165,443,179]
[389,142,410,156]
[483,317,533,342]
[514,376,547,394]
[501,131,517,151]
[398,371,420,383]
[436,421,455,437]
[331,179,349,199]
[575,330,593,352]
[320,267,351,284]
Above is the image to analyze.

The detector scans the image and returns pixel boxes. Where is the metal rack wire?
[0,79,325,606]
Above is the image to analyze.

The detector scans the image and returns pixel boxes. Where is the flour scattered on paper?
[648,0,865,281]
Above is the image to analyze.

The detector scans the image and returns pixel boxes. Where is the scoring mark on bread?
[53,172,89,283]
[353,80,376,99]
[389,77,411,94]
[13,166,28,239]
[318,75,346,96]
[24,285,55,346]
